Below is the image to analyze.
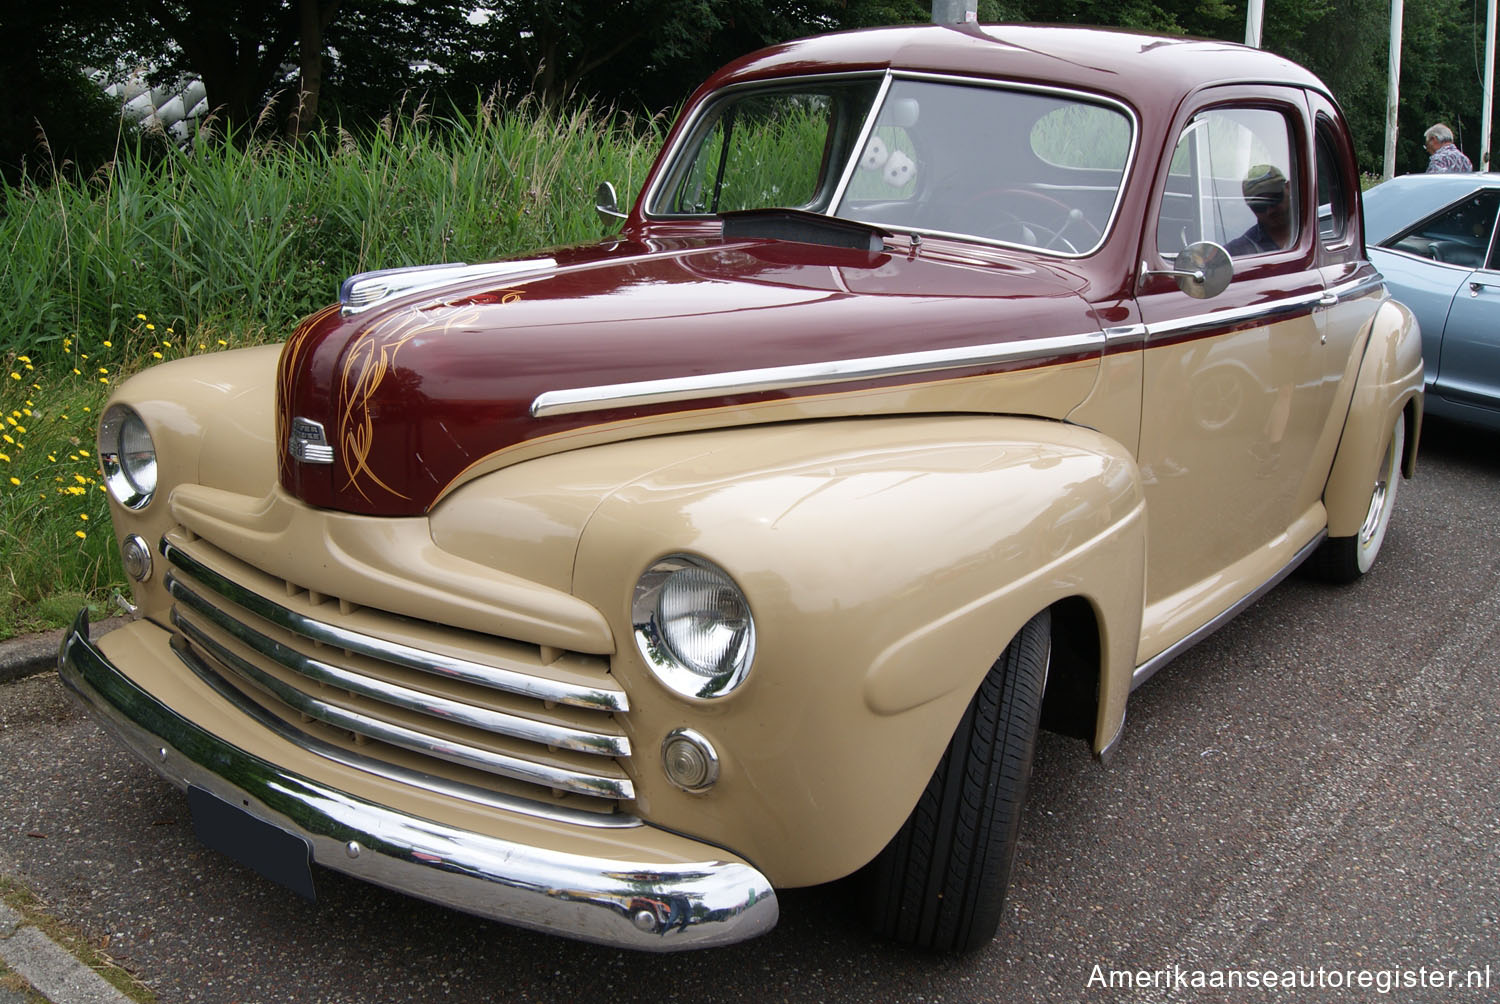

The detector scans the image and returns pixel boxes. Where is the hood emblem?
[288,417,335,464]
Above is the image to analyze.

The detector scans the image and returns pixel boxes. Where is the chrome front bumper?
[57,611,778,951]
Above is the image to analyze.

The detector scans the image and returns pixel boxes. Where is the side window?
[660,83,879,215]
[1156,107,1299,260]
[1315,122,1350,244]
[1387,189,1500,270]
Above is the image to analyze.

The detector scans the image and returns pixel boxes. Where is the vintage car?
[61,23,1424,953]
[1363,172,1500,431]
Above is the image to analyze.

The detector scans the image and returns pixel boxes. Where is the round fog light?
[121,534,153,582]
[662,728,720,792]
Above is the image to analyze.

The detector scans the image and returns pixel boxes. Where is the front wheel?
[862,610,1051,952]
[1309,413,1405,583]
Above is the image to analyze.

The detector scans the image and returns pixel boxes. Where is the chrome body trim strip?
[170,611,634,799]
[1325,272,1388,302]
[530,330,1105,418]
[1102,324,1149,348]
[161,540,628,713]
[1130,531,1326,691]
[1144,289,1325,341]
[167,581,630,757]
[58,613,779,949]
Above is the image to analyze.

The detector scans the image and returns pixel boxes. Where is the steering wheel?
[963,188,1104,252]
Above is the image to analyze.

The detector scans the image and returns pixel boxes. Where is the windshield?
[649,75,1134,256]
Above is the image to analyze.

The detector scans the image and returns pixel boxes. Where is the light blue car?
[1363,173,1500,430]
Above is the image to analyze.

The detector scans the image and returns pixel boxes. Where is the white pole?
[1245,0,1265,48]
[1384,0,1404,180]
[1483,0,1496,170]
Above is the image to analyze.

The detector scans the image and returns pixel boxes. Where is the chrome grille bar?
[167,576,630,757]
[164,633,640,829]
[162,538,627,712]
[174,611,635,800]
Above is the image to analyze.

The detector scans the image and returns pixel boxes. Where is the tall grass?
[0,95,663,359]
[0,97,663,638]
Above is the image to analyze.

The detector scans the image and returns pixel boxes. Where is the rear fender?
[1325,299,1423,538]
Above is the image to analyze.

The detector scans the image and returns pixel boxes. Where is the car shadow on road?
[1417,414,1500,474]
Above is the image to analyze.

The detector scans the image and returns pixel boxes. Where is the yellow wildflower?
[7,477,17,486]
[79,513,89,521]
[16,355,29,364]
[152,352,163,359]
[75,530,87,540]
[102,340,112,348]
[136,313,146,320]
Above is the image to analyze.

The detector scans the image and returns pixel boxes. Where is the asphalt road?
[1,416,1497,1004]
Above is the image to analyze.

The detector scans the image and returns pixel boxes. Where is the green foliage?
[0,99,662,360]
[0,362,119,639]
[0,99,662,633]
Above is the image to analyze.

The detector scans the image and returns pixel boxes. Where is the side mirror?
[595,181,627,224]
[1140,241,1233,299]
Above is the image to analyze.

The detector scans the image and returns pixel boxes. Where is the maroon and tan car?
[61,23,1423,952]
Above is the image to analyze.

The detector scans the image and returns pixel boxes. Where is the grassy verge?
[0,98,662,638]
[0,875,158,1004]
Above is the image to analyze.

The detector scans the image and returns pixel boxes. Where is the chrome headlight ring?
[99,404,158,510]
[632,554,756,700]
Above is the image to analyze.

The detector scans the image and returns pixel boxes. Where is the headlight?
[99,404,158,510]
[632,555,756,699]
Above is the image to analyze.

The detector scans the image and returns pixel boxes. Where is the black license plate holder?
[188,785,316,901]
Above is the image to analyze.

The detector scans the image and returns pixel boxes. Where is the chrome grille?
[160,534,635,812]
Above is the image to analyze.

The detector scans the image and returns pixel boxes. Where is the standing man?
[1424,123,1473,173]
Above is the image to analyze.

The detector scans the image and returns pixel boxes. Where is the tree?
[109,0,339,135]
[0,3,136,184]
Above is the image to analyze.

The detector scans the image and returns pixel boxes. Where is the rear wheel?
[1309,413,1405,583]
[863,610,1051,952]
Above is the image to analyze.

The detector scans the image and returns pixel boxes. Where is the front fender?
[567,416,1144,887]
[1325,298,1423,537]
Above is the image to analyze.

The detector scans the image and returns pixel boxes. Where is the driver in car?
[1227,163,1293,256]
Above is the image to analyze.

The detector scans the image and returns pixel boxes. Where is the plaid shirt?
[1427,143,1473,173]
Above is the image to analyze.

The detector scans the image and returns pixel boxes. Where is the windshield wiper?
[721,208,891,253]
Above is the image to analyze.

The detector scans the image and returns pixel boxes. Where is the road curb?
[0,617,130,685]
[0,902,134,1004]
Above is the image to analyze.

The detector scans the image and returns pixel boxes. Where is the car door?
[1309,93,1385,459]
[1372,186,1500,417]
[1428,192,1500,415]
[1133,89,1338,662]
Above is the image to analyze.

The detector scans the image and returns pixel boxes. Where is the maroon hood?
[276,235,1102,516]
